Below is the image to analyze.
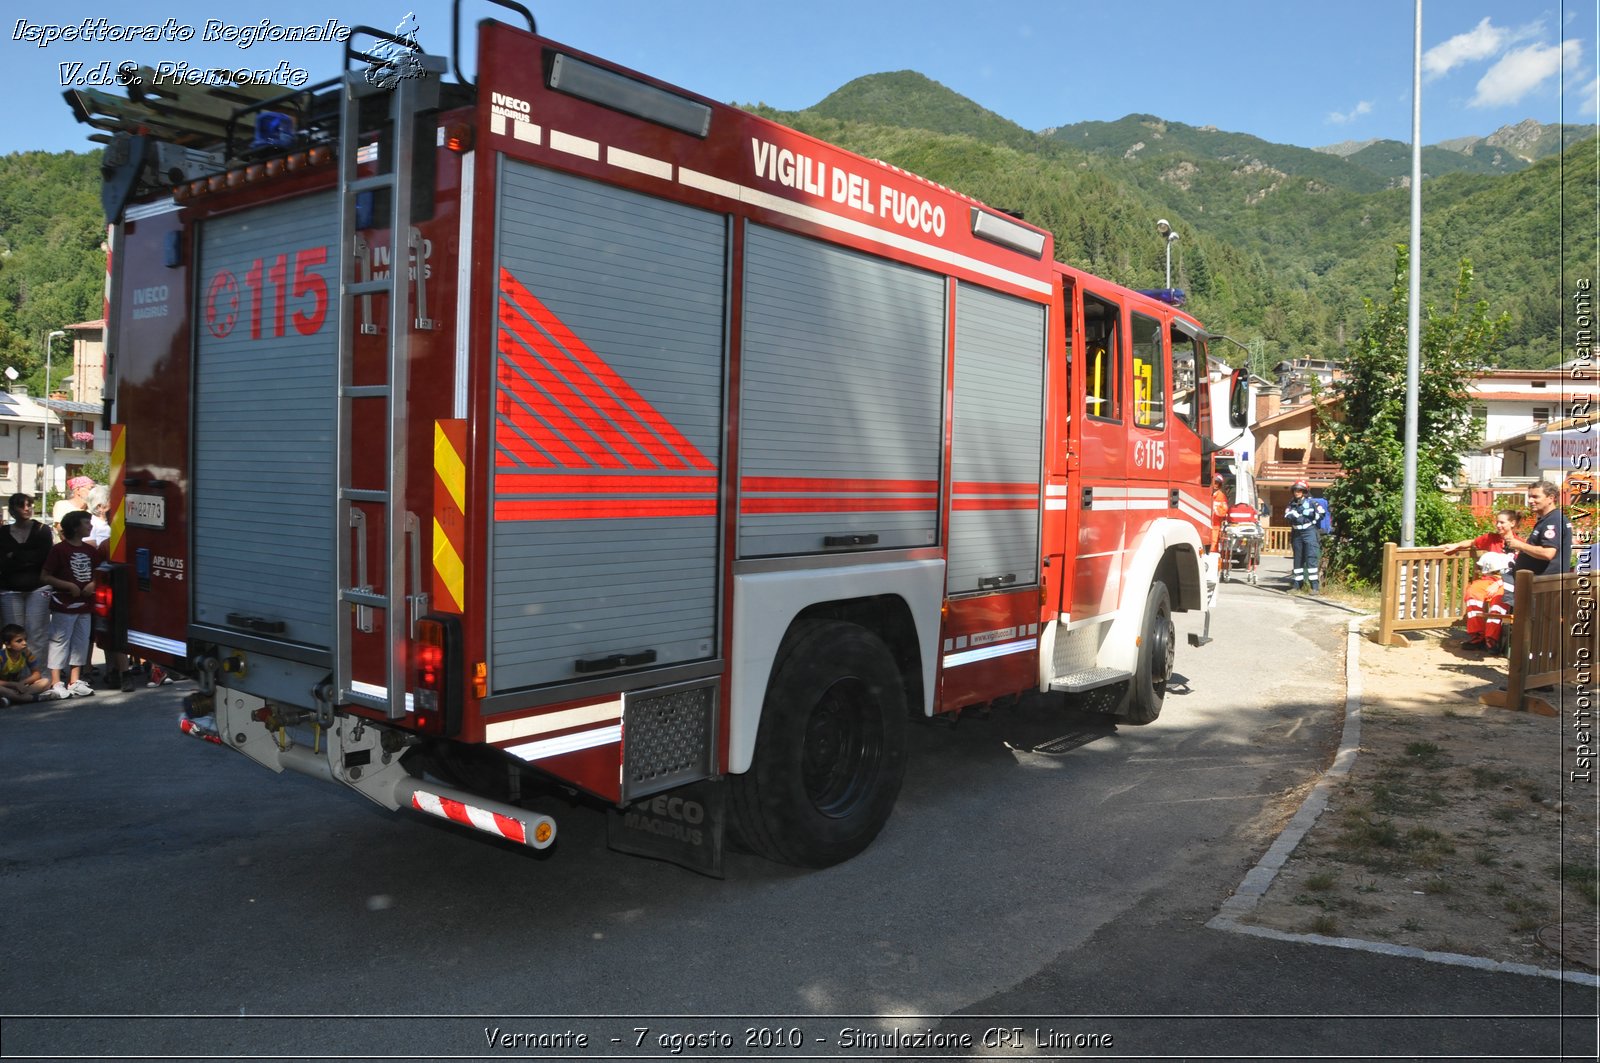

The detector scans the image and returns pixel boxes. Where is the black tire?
[728,620,908,867]
[1118,581,1174,725]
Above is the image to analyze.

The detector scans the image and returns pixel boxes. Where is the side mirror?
[1228,367,1249,429]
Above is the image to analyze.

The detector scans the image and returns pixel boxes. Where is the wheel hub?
[801,678,883,818]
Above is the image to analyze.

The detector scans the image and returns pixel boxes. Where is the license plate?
[125,493,166,530]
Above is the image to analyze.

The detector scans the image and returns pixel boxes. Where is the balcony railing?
[1256,461,1344,484]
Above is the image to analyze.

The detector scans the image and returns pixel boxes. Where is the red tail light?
[416,633,444,692]
[94,583,113,618]
[411,615,462,736]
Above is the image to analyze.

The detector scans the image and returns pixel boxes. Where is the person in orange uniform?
[1209,474,1229,555]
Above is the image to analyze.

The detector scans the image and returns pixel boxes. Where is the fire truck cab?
[82,1,1224,870]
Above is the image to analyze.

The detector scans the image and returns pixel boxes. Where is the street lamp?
[1156,219,1180,290]
[42,329,64,507]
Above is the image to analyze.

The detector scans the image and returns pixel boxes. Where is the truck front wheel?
[729,620,908,867]
[1118,580,1174,725]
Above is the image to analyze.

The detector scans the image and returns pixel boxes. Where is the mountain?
[1315,139,1379,158]
[1314,121,1586,183]
[807,72,1046,154]
[1041,114,1390,194]
[1344,139,1527,180]
[1476,118,1588,162]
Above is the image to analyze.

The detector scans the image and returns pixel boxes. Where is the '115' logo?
[205,246,328,340]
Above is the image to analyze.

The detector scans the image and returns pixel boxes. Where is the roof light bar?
[969,207,1046,258]
[1136,288,1188,307]
[548,53,712,138]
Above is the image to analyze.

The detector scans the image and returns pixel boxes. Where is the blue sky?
[2,0,1595,156]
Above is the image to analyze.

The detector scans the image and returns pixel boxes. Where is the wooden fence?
[1481,568,1600,715]
[1264,527,1290,556]
[1375,542,1476,647]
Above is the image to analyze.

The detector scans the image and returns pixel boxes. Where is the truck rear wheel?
[729,620,908,867]
[1118,580,1174,725]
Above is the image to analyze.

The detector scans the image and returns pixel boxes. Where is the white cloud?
[1471,40,1582,108]
[1581,76,1599,117]
[1424,17,1511,79]
[1326,100,1373,125]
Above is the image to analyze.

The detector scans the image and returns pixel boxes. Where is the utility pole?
[1401,0,1423,547]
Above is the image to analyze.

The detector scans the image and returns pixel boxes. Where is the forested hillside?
[0,152,105,393]
[0,74,1590,384]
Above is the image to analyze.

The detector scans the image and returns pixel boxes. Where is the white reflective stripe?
[485,699,623,743]
[124,198,180,221]
[678,166,742,199]
[454,151,474,419]
[506,724,622,763]
[943,638,1037,668]
[1045,484,1070,497]
[350,681,415,713]
[608,146,673,180]
[1045,499,1068,511]
[550,129,600,159]
[128,630,187,656]
[676,167,1050,296]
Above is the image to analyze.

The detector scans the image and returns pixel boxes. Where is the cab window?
[1131,312,1165,430]
[1170,326,1200,433]
[1083,293,1121,422]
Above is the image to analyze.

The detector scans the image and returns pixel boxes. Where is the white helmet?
[1477,551,1512,574]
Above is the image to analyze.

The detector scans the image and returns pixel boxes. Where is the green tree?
[1321,247,1507,581]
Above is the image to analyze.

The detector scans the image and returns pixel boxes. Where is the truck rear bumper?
[213,687,556,849]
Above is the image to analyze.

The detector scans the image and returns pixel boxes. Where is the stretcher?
[1220,503,1263,584]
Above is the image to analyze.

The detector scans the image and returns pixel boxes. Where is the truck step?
[1049,667,1132,693]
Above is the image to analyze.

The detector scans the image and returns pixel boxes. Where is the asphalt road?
[1,559,1593,1060]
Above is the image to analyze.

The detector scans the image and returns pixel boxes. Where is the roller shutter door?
[491,162,726,692]
[739,225,945,557]
[192,192,338,650]
[947,283,1045,594]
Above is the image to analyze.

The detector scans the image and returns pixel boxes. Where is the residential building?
[0,387,58,499]
[61,319,106,406]
[1462,368,1600,485]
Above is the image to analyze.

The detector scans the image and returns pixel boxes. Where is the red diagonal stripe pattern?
[410,790,528,845]
[493,270,721,522]
[498,269,715,472]
[498,303,642,468]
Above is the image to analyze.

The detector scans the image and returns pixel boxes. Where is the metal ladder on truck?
[332,35,446,718]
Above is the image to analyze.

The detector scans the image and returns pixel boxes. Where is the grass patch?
[1336,807,1402,855]
[1305,871,1338,892]
[1555,862,1600,906]
[1401,741,1450,769]
[1308,914,1340,935]
[1471,766,1512,788]
[1319,576,1381,610]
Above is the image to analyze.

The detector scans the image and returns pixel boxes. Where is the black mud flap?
[606,781,726,878]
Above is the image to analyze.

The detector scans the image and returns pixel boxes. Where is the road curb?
[1206,616,1600,987]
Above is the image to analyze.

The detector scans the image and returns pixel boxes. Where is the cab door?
[1069,285,1128,619]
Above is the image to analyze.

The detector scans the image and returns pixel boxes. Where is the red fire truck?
[79,1,1240,869]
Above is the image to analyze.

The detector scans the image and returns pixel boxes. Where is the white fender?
[727,559,945,774]
[1097,518,1204,674]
